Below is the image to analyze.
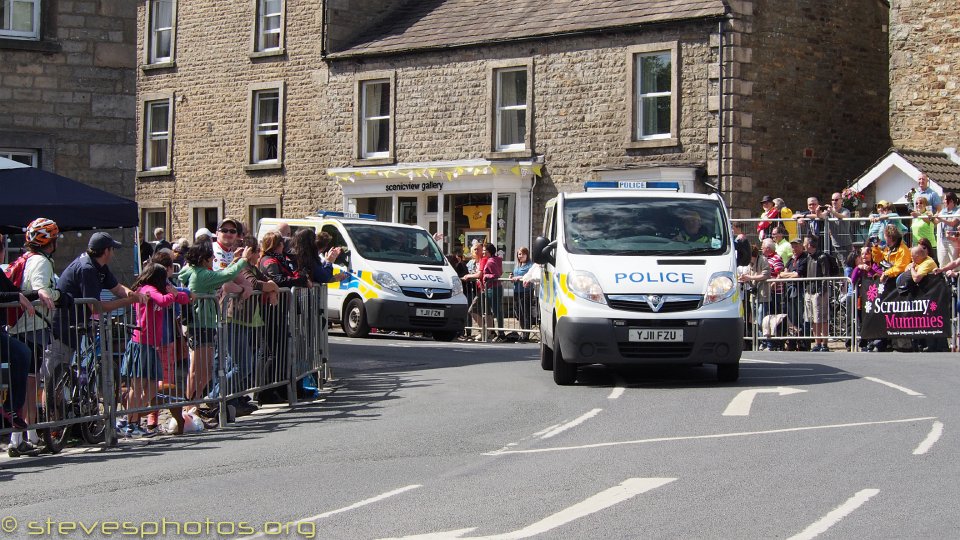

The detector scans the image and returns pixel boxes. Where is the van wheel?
[432,331,457,342]
[553,342,577,385]
[540,341,553,371]
[717,362,739,382]
[342,298,370,338]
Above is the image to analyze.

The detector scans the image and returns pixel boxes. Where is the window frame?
[139,203,170,244]
[625,42,679,149]
[487,60,533,157]
[0,0,40,40]
[353,71,396,165]
[0,147,38,167]
[188,200,223,236]
[251,0,285,56]
[142,0,177,69]
[246,81,285,170]
[247,199,281,236]
[138,93,174,177]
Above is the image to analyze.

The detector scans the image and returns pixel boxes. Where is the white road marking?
[607,386,625,400]
[863,376,924,397]
[540,409,603,439]
[247,485,422,539]
[483,416,936,456]
[722,387,808,416]
[913,421,944,455]
[786,489,880,540]
[381,478,676,540]
[741,358,789,364]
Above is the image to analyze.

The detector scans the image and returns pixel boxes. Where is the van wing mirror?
[531,236,556,266]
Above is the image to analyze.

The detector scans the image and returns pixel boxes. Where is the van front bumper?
[554,316,742,365]
[365,299,468,333]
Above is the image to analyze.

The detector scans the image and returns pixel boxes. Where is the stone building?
[0,0,137,277]
[888,0,959,152]
[136,0,890,269]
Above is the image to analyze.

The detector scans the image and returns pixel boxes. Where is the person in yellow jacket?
[774,198,797,240]
[871,223,911,282]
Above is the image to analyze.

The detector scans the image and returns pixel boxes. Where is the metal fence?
[732,215,916,260]
[463,277,540,342]
[1,285,328,450]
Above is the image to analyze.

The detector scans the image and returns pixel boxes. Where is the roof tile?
[331,0,727,57]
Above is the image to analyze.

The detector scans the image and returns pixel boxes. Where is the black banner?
[859,275,952,339]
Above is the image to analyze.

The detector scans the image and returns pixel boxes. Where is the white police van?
[532,181,742,385]
[258,212,468,341]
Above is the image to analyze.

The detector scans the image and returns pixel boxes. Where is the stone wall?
[889,0,960,151]
[0,0,137,280]
[726,0,890,217]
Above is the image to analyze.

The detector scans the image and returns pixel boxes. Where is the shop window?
[349,197,392,222]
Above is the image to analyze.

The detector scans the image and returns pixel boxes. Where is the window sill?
[484,149,533,160]
[249,48,285,60]
[351,157,395,167]
[0,37,60,53]
[244,162,283,172]
[136,169,173,179]
[625,137,678,150]
[141,61,176,72]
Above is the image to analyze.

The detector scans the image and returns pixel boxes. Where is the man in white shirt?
[211,218,241,270]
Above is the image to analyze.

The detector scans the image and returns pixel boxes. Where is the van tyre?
[717,362,739,382]
[343,298,370,338]
[540,341,553,371]
[553,342,577,385]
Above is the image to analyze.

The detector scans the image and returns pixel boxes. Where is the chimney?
[945,147,960,166]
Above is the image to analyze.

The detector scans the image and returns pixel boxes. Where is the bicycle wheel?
[79,366,107,445]
[41,363,74,454]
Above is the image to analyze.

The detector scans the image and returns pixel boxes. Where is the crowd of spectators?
[2,216,342,456]
[741,173,960,353]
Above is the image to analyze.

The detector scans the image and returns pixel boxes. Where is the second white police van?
[532,181,743,385]
[258,212,468,341]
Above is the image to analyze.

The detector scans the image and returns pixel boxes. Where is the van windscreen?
[563,198,728,256]
[344,224,446,265]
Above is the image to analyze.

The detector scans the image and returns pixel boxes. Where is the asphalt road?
[2,334,957,539]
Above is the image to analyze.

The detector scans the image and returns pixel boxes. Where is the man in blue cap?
[45,232,147,380]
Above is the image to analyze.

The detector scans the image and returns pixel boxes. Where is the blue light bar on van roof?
[316,210,377,220]
[584,181,682,192]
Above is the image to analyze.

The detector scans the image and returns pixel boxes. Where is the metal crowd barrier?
[732,215,915,260]
[740,276,857,351]
[1,285,329,448]
[463,277,539,342]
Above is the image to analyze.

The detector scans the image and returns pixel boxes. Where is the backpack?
[4,251,36,327]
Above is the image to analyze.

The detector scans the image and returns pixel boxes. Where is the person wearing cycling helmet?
[6,218,60,457]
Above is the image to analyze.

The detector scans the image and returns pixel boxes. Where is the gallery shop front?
[328,159,542,270]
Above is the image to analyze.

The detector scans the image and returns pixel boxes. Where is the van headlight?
[703,271,736,305]
[373,271,402,293]
[451,276,463,296]
[567,270,607,304]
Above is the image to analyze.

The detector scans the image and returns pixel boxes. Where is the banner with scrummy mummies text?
[859,276,952,339]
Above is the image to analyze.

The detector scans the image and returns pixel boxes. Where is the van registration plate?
[416,308,445,318]
[629,329,683,342]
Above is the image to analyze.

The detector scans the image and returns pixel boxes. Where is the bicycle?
[41,318,128,452]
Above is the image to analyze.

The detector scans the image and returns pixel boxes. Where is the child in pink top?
[119,263,190,437]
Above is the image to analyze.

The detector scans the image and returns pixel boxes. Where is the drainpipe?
[717,19,724,195]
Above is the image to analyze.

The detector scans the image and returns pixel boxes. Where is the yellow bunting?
[510,165,521,176]
[445,171,454,181]
[531,164,543,177]
[428,168,438,177]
